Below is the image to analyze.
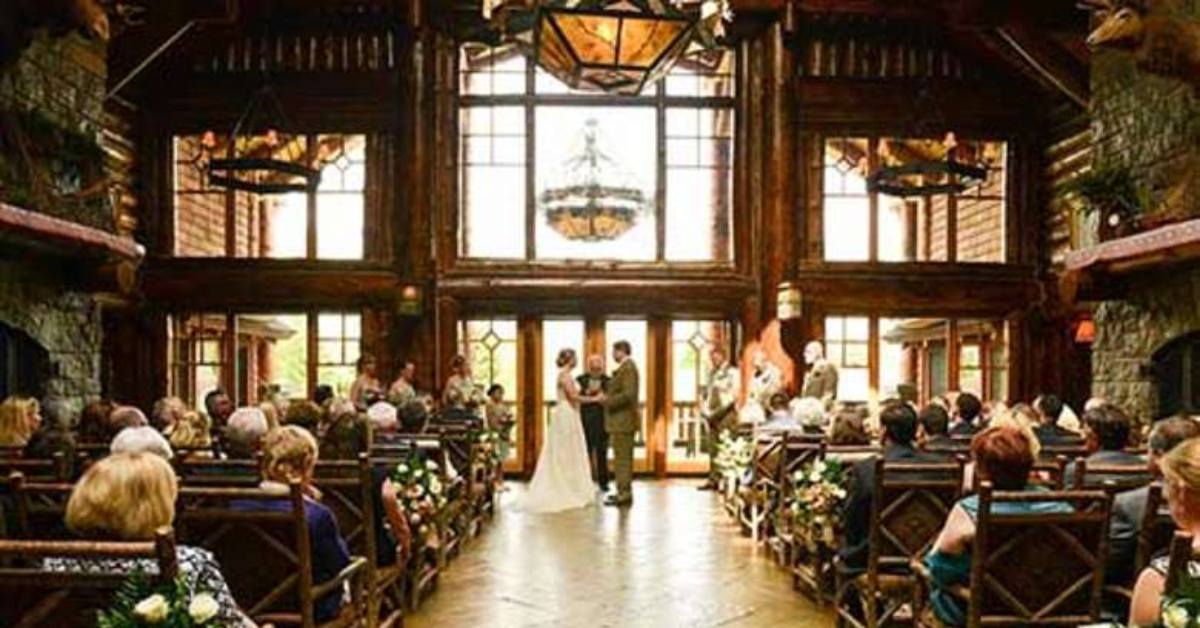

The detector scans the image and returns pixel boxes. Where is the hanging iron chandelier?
[482,0,732,95]
[203,85,320,195]
[539,118,650,241]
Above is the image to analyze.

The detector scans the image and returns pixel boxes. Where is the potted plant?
[1062,164,1152,241]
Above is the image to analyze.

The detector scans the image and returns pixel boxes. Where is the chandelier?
[482,0,732,95]
[866,133,988,198]
[539,118,650,241]
[203,85,320,195]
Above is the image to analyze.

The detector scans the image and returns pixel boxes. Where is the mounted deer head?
[70,0,111,42]
[1086,5,1145,49]
[1080,0,1200,92]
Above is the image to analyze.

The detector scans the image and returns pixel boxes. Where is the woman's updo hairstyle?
[556,348,576,368]
[261,425,319,485]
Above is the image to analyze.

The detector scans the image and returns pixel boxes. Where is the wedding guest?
[918,403,954,451]
[224,407,269,460]
[388,360,418,407]
[313,385,335,409]
[485,384,514,488]
[111,426,174,460]
[949,393,982,436]
[367,401,399,434]
[1033,394,1078,446]
[829,408,871,446]
[767,393,791,422]
[204,389,235,431]
[441,386,477,423]
[0,396,40,447]
[840,402,940,571]
[399,401,430,434]
[48,452,254,626]
[165,410,213,456]
[1109,416,1200,586]
[790,396,827,433]
[24,396,76,460]
[321,402,366,460]
[259,401,281,431]
[1065,403,1146,484]
[577,356,610,492]
[349,356,384,411]
[151,396,188,432]
[236,426,351,623]
[78,398,116,443]
[922,426,1072,626]
[1131,437,1200,625]
[110,405,149,435]
[285,400,323,434]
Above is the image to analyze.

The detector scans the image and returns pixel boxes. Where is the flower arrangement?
[390,455,448,542]
[472,428,503,469]
[1158,576,1200,628]
[714,432,753,482]
[789,459,850,551]
[98,573,220,627]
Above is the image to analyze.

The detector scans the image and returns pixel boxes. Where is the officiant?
[578,354,611,492]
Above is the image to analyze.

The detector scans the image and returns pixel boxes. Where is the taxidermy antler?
[1081,0,1200,92]
[0,0,111,73]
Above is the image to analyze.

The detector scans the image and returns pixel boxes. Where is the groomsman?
[699,347,738,491]
[577,354,611,492]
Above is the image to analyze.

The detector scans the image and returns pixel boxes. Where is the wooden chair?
[9,473,74,540]
[0,526,178,628]
[175,482,369,628]
[1137,482,1175,574]
[912,484,1111,627]
[1040,443,1090,461]
[771,433,825,575]
[1030,456,1069,491]
[835,459,964,628]
[175,457,261,486]
[1071,458,1153,495]
[0,452,70,482]
[736,434,784,543]
[824,445,880,466]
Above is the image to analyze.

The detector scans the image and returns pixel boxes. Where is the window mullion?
[306,134,318,259]
[525,63,536,261]
[656,80,667,262]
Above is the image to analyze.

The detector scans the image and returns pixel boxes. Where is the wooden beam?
[991,25,1089,108]
[142,260,406,308]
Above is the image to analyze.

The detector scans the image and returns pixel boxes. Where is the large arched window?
[458,45,735,263]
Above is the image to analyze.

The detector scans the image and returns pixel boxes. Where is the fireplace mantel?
[1060,217,1200,302]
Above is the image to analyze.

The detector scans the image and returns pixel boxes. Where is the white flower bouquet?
[98,573,221,627]
[391,456,449,543]
[789,458,850,552]
[1159,577,1200,628]
[714,432,753,483]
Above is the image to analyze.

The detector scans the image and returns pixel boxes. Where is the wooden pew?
[0,527,178,627]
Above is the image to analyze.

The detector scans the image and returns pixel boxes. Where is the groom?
[604,340,639,507]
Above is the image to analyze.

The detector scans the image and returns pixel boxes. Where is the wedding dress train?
[519,370,596,513]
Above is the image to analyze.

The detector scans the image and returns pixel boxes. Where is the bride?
[519,348,596,513]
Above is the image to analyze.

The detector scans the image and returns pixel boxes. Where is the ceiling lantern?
[535,1,696,95]
[205,85,320,195]
[539,118,650,241]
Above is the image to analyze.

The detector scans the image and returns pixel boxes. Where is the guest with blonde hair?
[0,396,40,447]
[151,396,188,432]
[236,426,351,622]
[166,410,213,454]
[1131,437,1200,626]
[47,453,252,626]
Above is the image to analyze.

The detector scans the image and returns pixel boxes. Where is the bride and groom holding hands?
[520,341,639,513]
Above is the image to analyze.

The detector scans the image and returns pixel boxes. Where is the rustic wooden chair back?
[823,445,880,465]
[850,460,964,628]
[0,526,177,628]
[778,432,825,487]
[10,473,74,540]
[175,457,261,486]
[1029,456,1069,491]
[1137,482,1176,573]
[1040,443,1090,461]
[0,452,69,482]
[1072,458,1153,496]
[175,482,367,628]
[966,484,1110,626]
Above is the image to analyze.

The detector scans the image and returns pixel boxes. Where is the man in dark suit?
[1065,403,1147,485]
[918,403,955,453]
[1107,416,1200,586]
[1032,394,1079,446]
[578,354,611,493]
[839,402,943,571]
[948,392,982,436]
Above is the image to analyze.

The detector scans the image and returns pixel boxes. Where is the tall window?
[825,316,870,402]
[458,45,735,262]
[168,314,227,411]
[460,319,519,463]
[318,312,362,397]
[819,137,1007,263]
[172,134,367,259]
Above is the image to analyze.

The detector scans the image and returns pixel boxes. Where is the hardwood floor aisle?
[406,481,835,628]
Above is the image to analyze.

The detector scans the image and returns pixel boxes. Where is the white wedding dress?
[519,367,596,513]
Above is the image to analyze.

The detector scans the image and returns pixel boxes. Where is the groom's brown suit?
[604,358,639,504]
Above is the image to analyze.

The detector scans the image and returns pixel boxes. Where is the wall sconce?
[776,283,802,321]
[397,285,423,317]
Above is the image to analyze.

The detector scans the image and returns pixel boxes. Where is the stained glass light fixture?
[205,85,320,194]
[539,118,650,241]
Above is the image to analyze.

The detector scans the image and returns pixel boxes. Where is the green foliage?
[97,571,221,628]
[1062,164,1154,218]
[1157,575,1200,627]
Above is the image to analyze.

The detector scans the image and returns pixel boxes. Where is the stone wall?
[1088,1,1200,421]
[0,261,102,413]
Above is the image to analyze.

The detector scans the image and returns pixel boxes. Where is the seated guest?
[165,410,214,455]
[767,393,791,422]
[111,426,174,460]
[1108,416,1200,586]
[1066,403,1146,483]
[922,427,1073,626]
[24,396,76,460]
[109,405,149,435]
[313,384,335,409]
[285,400,323,434]
[349,355,384,411]
[918,403,954,451]
[320,402,366,460]
[1033,394,1078,446]
[791,397,828,433]
[1131,436,1200,626]
[949,393,982,436]
[839,402,941,571]
[235,426,352,623]
[259,401,281,431]
[204,389,235,433]
[224,407,269,460]
[78,398,116,443]
[399,400,430,435]
[367,401,399,436]
[150,396,187,432]
[830,408,871,446]
[47,452,253,626]
[0,396,41,447]
[360,402,413,567]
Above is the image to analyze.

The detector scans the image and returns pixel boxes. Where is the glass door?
[460,319,520,471]
[604,319,651,473]
[668,320,732,474]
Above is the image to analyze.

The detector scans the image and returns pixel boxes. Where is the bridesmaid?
[349,355,384,411]
[441,355,478,411]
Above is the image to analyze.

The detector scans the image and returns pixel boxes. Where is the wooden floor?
[406,480,835,628]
